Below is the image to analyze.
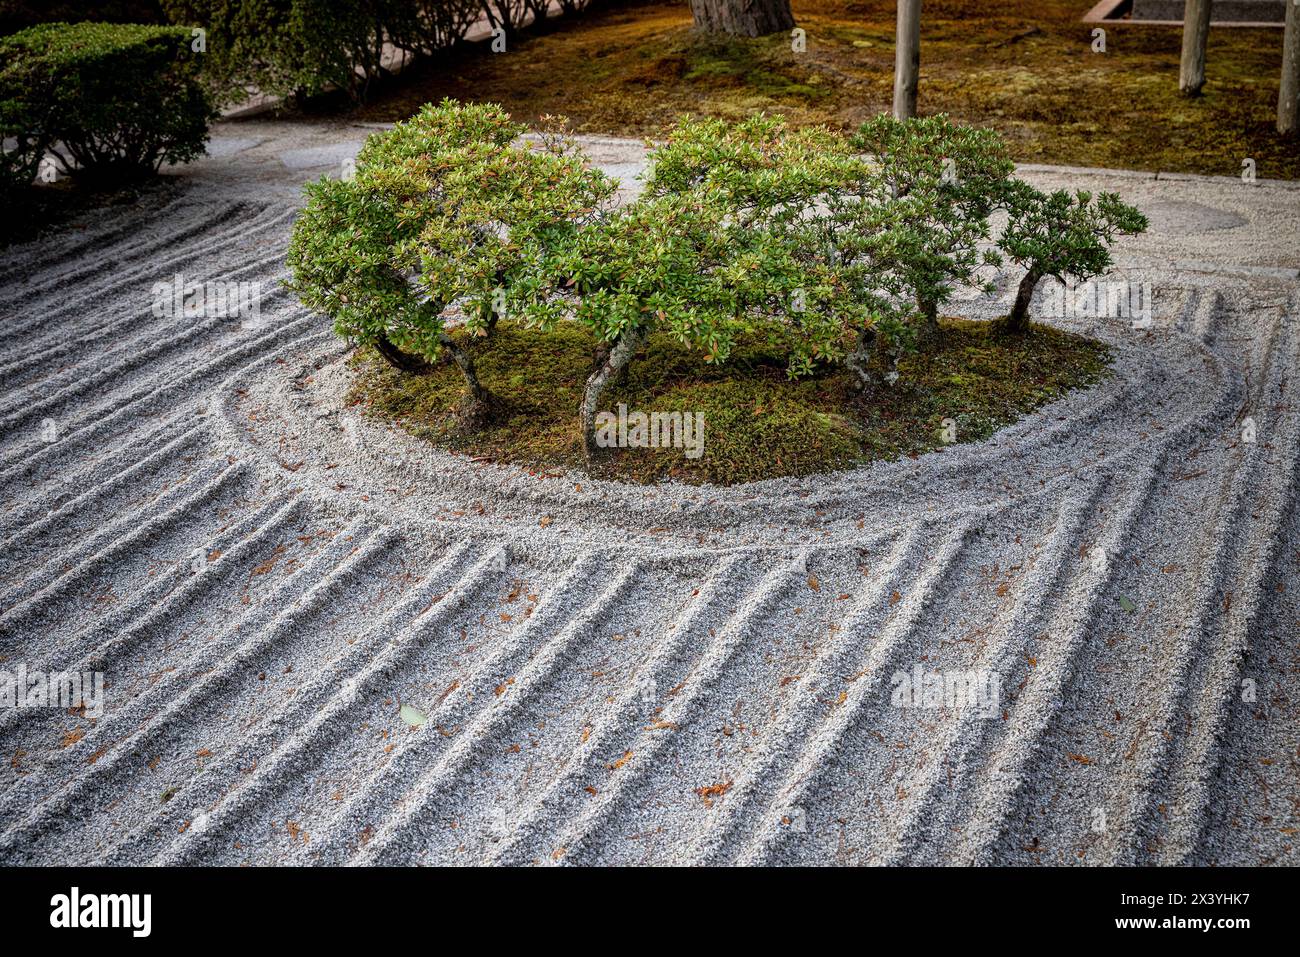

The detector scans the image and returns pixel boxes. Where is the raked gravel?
[0,117,1296,865]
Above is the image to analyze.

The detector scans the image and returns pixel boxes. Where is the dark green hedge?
[0,21,215,195]
[160,1,595,106]
[161,0,484,104]
[0,2,166,36]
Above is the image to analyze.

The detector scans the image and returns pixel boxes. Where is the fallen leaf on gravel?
[695,780,734,808]
[399,704,428,728]
[889,591,901,605]
[584,786,598,796]
[645,719,678,731]
[538,515,552,528]
[807,575,820,591]
[1118,595,1136,613]
[1067,753,1092,765]
[608,750,633,770]
[251,544,287,577]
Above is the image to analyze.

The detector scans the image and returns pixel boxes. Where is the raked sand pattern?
[0,120,1297,866]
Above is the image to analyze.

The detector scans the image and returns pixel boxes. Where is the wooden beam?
[893,0,921,119]
[1179,0,1212,96]
[1281,0,1300,134]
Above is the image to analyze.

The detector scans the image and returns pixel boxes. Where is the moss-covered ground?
[350,0,1298,179]
[347,318,1111,485]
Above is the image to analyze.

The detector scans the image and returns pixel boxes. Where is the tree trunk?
[1280,0,1300,135]
[580,329,644,460]
[893,0,921,120]
[688,0,795,38]
[845,326,881,392]
[374,333,434,374]
[1179,0,1212,96]
[916,295,940,347]
[437,332,499,429]
[1006,268,1041,334]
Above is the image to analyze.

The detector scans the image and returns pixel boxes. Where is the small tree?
[512,115,864,459]
[480,0,553,39]
[533,189,842,460]
[849,114,1014,347]
[998,182,1148,334]
[287,101,615,427]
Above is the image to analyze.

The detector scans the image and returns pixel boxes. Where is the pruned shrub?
[848,114,1014,344]
[0,21,213,187]
[0,1,166,35]
[162,0,373,103]
[0,102,43,206]
[554,114,871,454]
[287,100,616,426]
[999,181,1148,333]
[387,0,481,59]
[161,1,485,104]
[290,102,1139,467]
[480,0,553,38]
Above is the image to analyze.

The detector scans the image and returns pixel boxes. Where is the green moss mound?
[347,317,1110,486]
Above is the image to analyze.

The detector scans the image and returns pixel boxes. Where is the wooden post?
[1280,0,1300,134]
[1179,0,1212,96]
[893,0,921,120]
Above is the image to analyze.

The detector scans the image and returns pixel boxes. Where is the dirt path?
[0,119,1296,865]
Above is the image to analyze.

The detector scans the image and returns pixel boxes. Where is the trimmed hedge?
[162,1,596,106]
[161,0,485,104]
[0,21,214,193]
[0,2,166,35]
